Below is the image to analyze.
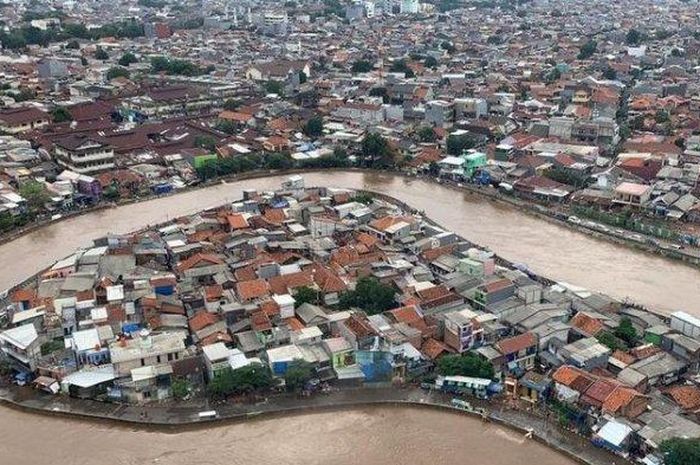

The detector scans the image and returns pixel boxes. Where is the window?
[140,358,145,366]
[157,355,161,364]
[167,353,173,362]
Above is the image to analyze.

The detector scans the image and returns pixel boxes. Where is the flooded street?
[0,170,698,314]
[0,406,577,465]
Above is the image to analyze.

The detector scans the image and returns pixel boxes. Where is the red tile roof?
[189,311,219,332]
[665,385,700,410]
[495,332,537,355]
[236,279,270,301]
[226,213,249,230]
[421,338,452,360]
[176,253,225,273]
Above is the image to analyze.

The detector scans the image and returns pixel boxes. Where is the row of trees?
[0,20,144,49]
[207,361,316,398]
[150,56,213,76]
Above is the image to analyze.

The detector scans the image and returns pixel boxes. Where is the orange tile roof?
[602,386,643,415]
[176,253,225,273]
[236,279,270,301]
[268,271,314,295]
[259,299,280,317]
[200,331,233,346]
[495,332,537,355]
[552,365,585,386]
[421,338,451,360]
[369,215,415,232]
[250,310,272,332]
[204,284,224,302]
[189,311,219,332]
[571,312,604,337]
[665,385,700,410]
[421,245,457,262]
[263,208,287,224]
[285,317,305,331]
[227,213,249,230]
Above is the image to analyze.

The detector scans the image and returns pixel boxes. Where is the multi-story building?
[443,308,483,353]
[54,135,115,175]
[0,324,41,373]
[495,332,538,374]
[109,331,187,377]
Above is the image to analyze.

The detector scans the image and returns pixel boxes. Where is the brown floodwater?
[0,405,577,465]
[0,171,698,314]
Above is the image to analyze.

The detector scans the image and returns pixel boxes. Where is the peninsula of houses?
[1,176,699,465]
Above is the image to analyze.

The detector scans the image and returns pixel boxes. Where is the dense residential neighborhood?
[1,0,700,464]
[1,0,700,257]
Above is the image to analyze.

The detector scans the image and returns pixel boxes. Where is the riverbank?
[0,384,628,465]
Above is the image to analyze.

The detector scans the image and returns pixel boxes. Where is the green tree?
[10,87,36,102]
[19,180,50,212]
[389,59,415,78]
[294,286,320,308]
[264,152,293,170]
[171,378,191,399]
[298,71,307,84]
[351,59,373,73]
[602,66,617,80]
[446,133,475,155]
[194,135,218,151]
[545,67,561,84]
[655,109,670,124]
[150,56,208,76]
[284,361,315,391]
[437,352,494,379]
[369,86,388,103]
[440,40,456,53]
[215,119,237,134]
[339,276,396,314]
[94,46,109,60]
[118,52,138,66]
[65,40,80,50]
[417,126,437,142]
[360,133,396,168]
[596,330,626,351]
[303,115,324,138]
[614,317,638,346]
[208,363,274,399]
[264,80,284,95]
[106,66,130,80]
[424,56,438,69]
[626,29,642,45]
[577,40,597,60]
[223,99,240,111]
[51,107,73,123]
[660,438,700,465]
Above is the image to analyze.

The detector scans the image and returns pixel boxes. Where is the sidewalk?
[0,384,629,465]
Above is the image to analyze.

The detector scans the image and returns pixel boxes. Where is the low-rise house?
[0,107,50,133]
[613,182,652,207]
[558,337,611,370]
[618,351,687,389]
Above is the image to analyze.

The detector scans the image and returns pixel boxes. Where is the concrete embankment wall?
[0,389,625,465]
